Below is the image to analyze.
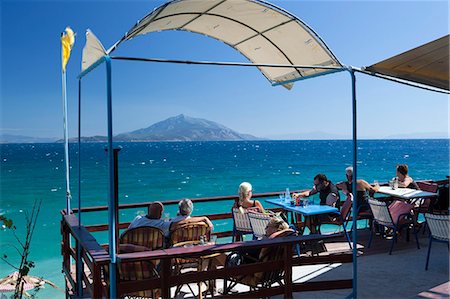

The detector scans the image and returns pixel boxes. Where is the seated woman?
[336,166,379,212]
[395,164,419,189]
[233,182,264,212]
[228,217,294,266]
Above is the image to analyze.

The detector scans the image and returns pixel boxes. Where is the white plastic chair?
[424,213,450,270]
[248,212,272,239]
[231,207,253,241]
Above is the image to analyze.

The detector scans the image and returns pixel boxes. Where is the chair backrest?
[119,226,165,250]
[248,212,272,239]
[232,207,253,233]
[425,213,450,242]
[116,232,162,298]
[368,198,393,227]
[340,193,353,221]
[417,181,439,193]
[169,221,211,245]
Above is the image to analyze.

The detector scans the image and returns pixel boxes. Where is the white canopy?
[82,0,342,88]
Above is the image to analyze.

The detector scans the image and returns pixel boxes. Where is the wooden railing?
[62,212,352,298]
[61,179,448,298]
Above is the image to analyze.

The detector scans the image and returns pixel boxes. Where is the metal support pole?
[350,67,358,298]
[76,79,83,297]
[105,56,118,299]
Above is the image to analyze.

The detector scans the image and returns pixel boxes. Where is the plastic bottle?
[285,188,291,201]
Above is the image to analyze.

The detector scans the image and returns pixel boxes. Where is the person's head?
[148,201,163,219]
[238,182,252,206]
[265,216,289,237]
[345,166,353,181]
[313,173,329,191]
[396,164,409,179]
[178,198,193,216]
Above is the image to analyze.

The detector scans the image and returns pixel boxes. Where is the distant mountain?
[115,114,260,141]
[0,134,57,144]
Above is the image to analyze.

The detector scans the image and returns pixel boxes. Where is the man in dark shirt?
[293,173,340,207]
[292,174,340,234]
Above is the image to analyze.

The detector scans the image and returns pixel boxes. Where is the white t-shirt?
[128,216,172,236]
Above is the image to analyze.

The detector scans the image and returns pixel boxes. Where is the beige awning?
[101,0,342,89]
[365,35,449,91]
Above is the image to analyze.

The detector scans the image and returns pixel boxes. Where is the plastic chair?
[424,213,450,270]
[248,211,272,239]
[368,198,419,255]
[231,207,254,241]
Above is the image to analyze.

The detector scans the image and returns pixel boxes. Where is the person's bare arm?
[359,179,379,192]
[398,177,413,188]
[254,200,265,213]
[293,187,316,199]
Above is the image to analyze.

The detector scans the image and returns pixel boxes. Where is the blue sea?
[0,139,448,297]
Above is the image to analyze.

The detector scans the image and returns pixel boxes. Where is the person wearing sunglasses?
[292,173,340,207]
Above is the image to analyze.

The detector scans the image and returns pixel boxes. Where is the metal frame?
[76,55,359,297]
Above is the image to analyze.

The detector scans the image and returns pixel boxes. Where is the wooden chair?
[169,221,213,297]
[120,226,166,249]
[368,198,419,255]
[424,213,450,270]
[116,227,166,298]
[224,229,295,294]
[169,221,211,245]
[231,207,254,241]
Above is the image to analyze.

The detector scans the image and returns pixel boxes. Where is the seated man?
[170,198,214,231]
[293,173,340,207]
[293,174,340,233]
[128,201,171,236]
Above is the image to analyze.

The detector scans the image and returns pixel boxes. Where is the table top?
[377,186,437,199]
[266,198,339,216]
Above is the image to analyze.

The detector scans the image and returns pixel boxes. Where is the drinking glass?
[374,180,379,188]
[210,235,218,245]
[164,213,170,222]
[279,193,284,202]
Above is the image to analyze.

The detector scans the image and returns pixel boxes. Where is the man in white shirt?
[128,201,171,236]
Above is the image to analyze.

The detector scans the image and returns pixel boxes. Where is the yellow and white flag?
[61,27,75,72]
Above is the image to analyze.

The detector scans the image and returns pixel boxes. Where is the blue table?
[266,198,339,235]
[266,198,338,215]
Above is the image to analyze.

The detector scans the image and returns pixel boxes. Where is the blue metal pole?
[76,78,83,297]
[350,67,358,298]
[105,56,117,298]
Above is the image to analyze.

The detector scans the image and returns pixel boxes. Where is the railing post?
[284,244,293,299]
[160,257,171,299]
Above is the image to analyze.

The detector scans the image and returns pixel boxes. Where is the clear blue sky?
[1,0,448,139]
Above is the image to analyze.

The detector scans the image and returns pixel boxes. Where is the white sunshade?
[99,0,342,88]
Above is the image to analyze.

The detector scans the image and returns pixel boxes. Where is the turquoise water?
[0,139,448,297]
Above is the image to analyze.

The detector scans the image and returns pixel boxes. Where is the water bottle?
[285,188,291,202]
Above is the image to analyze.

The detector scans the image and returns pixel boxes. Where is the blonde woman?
[234,182,264,212]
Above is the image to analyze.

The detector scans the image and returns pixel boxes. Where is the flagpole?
[62,65,72,214]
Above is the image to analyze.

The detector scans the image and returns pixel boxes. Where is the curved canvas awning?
[365,35,449,91]
[83,0,342,89]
